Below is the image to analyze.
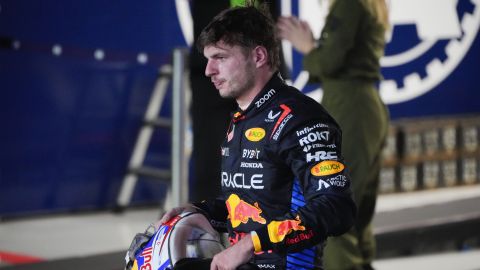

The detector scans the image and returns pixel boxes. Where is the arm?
[198,197,254,270]
[277,0,364,81]
[192,198,229,232]
[209,236,254,270]
[277,16,316,55]
[303,0,363,80]
[250,119,356,254]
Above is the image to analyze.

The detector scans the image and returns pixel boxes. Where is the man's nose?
[205,60,217,77]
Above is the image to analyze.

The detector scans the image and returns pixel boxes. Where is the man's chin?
[218,90,232,99]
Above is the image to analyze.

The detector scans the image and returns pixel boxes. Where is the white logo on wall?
[288,0,480,104]
[175,0,193,46]
[175,0,480,104]
[379,0,480,104]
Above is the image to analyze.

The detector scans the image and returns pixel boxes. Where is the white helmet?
[125,211,225,270]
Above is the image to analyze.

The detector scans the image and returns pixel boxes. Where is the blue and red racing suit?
[194,73,356,269]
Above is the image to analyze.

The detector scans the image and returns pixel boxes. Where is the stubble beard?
[219,66,256,100]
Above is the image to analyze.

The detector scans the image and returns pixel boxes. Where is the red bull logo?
[226,194,266,228]
[132,246,153,270]
[245,128,266,142]
[267,215,305,243]
[285,230,314,245]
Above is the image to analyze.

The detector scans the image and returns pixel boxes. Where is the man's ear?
[252,46,269,68]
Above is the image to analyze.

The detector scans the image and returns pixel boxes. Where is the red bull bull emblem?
[267,215,305,243]
[226,194,266,228]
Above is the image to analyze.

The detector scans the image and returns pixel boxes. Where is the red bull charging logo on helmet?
[267,215,306,243]
[226,194,266,228]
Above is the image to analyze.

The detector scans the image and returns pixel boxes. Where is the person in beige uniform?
[277,0,390,269]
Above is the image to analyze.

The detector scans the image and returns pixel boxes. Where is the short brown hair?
[197,4,280,70]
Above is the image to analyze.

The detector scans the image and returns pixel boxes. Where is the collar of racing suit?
[231,72,285,124]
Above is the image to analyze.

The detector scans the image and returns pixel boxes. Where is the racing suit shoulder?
[264,85,341,144]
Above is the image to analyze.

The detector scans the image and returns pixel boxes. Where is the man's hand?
[277,16,315,55]
[210,236,254,270]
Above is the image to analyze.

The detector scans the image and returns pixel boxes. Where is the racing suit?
[194,73,356,269]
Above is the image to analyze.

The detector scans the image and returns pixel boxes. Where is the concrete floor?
[1,185,480,269]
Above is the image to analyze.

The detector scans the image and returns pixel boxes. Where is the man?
[160,3,356,270]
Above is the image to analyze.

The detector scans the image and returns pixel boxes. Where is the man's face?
[203,41,256,99]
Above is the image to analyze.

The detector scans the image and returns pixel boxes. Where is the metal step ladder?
[116,48,190,211]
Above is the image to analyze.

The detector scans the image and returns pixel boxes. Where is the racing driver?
[159,3,356,270]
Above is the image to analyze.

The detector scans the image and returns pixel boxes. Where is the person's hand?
[277,16,316,55]
[155,204,197,230]
[210,236,254,270]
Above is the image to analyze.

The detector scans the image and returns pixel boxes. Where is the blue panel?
[287,181,316,269]
[0,0,188,216]
[0,0,185,53]
[0,51,161,215]
[387,34,480,118]
[380,0,480,118]
[0,0,479,217]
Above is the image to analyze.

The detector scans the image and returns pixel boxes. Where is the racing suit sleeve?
[250,120,356,254]
[193,198,229,233]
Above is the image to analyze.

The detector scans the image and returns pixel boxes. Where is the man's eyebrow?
[210,52,228,58]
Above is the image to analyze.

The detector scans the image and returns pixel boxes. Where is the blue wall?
[0,0,479,217]
[383,0,480,118]
[0,0,184,217]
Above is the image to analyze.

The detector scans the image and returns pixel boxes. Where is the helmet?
[125,211,225,270]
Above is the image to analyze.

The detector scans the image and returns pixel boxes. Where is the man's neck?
[237,70,276,110]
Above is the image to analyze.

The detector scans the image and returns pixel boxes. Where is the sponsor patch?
[311,161,345,176]
[316,179,331,190]
[267,215,305,243]
[306,151,337,162]
[296,123,329,137]
[285,230,314,245]
[245,128,266,142]
[272,114,293,141]
[270,104,293,141]
[257,264,277,269]
[265,110,281,122]
[226,194,266,228]
[255,89,276,108]
[240,162,263,168]
[326,175,348,187]
[298,130,329,146]
[302,143,336,152]
[221,147,229,157]
[222,172,264,189]
[242,148,261,159]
